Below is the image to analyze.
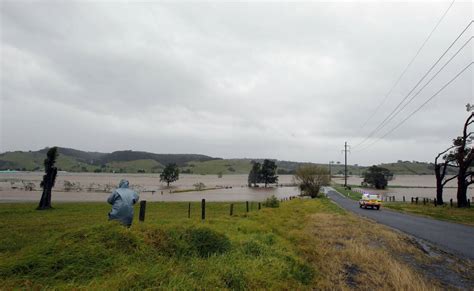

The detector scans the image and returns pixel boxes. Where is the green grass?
[384,202,474,226]
[0,199,345,289]
[332,185,363,201]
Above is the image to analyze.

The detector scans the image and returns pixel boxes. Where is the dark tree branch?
[441,174,458,186]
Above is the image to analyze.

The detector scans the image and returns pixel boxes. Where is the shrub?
[186,227,231,258]
[294,165,329,198]
[23,182,36,191]
[193,182,206,191]
[143,227,231,258]
[263,195,280,208]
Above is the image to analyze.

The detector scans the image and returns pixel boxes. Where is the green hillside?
[0,148,216,173]
[105,159,164,173]
[0,147,447,175]
[182,159,253,175]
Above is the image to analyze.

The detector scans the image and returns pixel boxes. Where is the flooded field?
[332,176,473,201]
[1,172,472,202]
[0,172,298,202]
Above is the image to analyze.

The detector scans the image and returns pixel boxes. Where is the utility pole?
[342,142,350,187]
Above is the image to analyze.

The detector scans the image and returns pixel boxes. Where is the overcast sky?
[1,1,472,165]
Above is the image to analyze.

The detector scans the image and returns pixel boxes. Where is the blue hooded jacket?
[107,179,139,226]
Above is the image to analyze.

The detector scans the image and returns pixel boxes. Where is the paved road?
[325,187,474,259]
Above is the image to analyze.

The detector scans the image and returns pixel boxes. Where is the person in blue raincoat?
[107,179,139,227]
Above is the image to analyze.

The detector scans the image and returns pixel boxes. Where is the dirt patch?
[343,263,361,288]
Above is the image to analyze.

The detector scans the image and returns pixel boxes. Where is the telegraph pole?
[342,142,350,187]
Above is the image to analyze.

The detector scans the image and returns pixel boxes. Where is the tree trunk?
[434,165,444,205]
[38,172,54,210]
[436,181,444,205]
[457,173,468,207]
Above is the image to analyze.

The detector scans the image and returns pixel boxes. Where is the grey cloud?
[1,1,472,165]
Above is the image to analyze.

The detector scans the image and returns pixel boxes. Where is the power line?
[355,61,473,152]
[353,20,473,149]
[359,0,456,130]
[372,36,472,136]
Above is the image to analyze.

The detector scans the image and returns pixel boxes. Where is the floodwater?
[0,172,298,202]
[332,176,473,201]
[1,172,471,202]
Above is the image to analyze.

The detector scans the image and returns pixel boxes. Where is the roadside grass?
[332,185,363,201]
[384,202,474,226]
[0,199,468,289]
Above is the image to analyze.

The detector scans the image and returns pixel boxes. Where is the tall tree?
[451,111,473,207]
[37,147,58,210]
[160,163,180,187]
[363,166,393,189]
[247,161,261,187]
[260,159,278,187]
[434,146,457,205]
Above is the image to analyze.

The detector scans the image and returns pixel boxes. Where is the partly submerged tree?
[260,159,278,187]
[160,163,180,187]
[362,166,393,189]
[294,165,330,198]
[37,147,59,210]
[248,161,261,187]
[434,146,457,205]
[450,110,473,207]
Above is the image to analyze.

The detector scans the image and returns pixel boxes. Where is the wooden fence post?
[258,202,261,210]
[411,197,413,203]
[434,198,437,207]
[188,202,191,218]
[139,200,146,222]
[230,203,234,216]
[246,201,249,212]
[450,198,453,207]
[403,196,405,202]
[415,197,418,204]
[201,199,205,220]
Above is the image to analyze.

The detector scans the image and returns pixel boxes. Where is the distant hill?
[0,147,450,175]
[0,147,219,173]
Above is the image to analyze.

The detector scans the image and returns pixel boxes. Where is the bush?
[294,165,329,198]
[263,195,280,208]
[142,226,231,258]
[187,227,231,258]
[23,182,36,191]
[193,182,206,191]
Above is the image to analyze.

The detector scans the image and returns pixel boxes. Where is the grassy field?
[0,199,471,289]
[384,202,474,226]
